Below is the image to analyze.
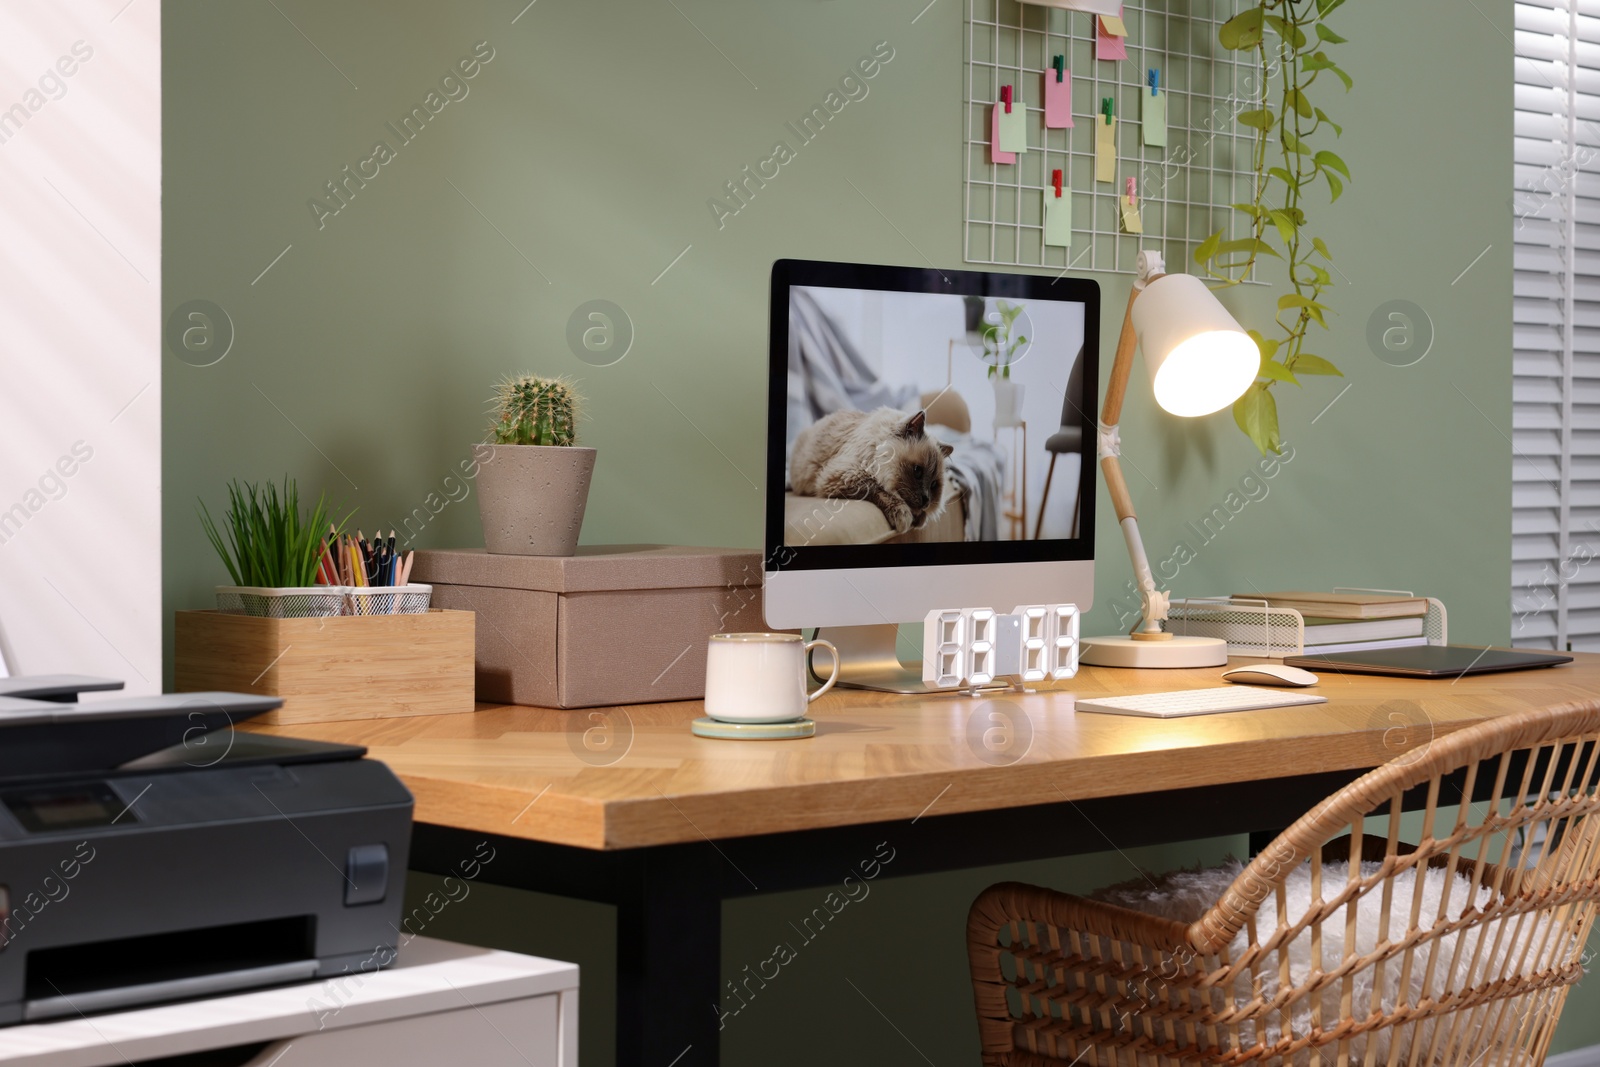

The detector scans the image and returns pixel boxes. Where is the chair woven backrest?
[969,700,1600,1066]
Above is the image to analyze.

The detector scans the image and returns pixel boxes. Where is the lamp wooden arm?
[1099,270,1168,640]
[1099,274,1162,526]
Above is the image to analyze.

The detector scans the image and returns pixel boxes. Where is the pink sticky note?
[990,104,1016,164]
[1097,13,1127,61]
[1044,69,1073,128]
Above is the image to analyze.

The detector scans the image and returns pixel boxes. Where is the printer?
[0,675,413,1024]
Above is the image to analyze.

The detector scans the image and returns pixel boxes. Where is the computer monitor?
[765,259,1099,692]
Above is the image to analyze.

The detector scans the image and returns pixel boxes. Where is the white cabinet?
[0,938,577,1067]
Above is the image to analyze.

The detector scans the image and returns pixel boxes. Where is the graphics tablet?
[1283,645,1573,678]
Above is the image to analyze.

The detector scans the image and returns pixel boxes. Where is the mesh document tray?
[1168,589,1448,658]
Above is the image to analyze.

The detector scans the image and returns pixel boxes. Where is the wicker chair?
[968,702,1600,1066]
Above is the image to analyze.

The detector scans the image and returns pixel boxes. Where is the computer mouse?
[1221,663,1319,687]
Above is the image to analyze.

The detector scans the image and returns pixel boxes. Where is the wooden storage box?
[174,608,475,725]
[411,545,764,709]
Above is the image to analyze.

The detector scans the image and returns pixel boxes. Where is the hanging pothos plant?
[1195,0,1352,455]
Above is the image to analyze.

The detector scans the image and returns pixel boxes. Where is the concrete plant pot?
[476,444,596,556]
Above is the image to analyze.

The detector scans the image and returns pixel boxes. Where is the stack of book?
[1237,591,1432,656]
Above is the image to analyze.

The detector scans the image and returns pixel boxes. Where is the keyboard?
[1075,686,1328,718]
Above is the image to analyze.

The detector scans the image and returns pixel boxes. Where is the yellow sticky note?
[998,104,1027,154]
[1100,13,1128,36]
[1095,115,1116,182]
[1044,189,1071,246]
[1143,89,1167,147]
[1120,194,1143,234]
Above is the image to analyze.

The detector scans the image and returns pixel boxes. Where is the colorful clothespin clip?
[1001,85,1013,113]
[1052,55,1066,83]
[1126,176,1137,206]
[1148,69,1160,96]
[1053,169,1063,198]
[1101,97,1114,121]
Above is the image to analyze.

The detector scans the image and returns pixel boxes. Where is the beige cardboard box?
[411,545,765,709]
[174,608,476,725]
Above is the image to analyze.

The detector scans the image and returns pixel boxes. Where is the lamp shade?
[1130,273,1258,417]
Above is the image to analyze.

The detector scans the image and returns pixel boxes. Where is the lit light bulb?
[1131,273,1258,418]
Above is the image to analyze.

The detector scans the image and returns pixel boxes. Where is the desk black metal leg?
[616,846,722,1067]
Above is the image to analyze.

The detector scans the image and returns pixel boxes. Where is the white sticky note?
[1044,189,1072,246]
[1143,88,1167,147]
[998,103,1027,153]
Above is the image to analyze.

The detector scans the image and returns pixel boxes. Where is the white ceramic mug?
[704,633,840,723]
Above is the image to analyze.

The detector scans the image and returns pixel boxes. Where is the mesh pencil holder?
[215,586,347,619]
[343,584,432,616]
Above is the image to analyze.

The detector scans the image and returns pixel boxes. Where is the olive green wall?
[164,0,1538,1062]
[162,0,1514,645]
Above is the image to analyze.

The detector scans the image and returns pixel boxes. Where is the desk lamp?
[1079,251,1258,668]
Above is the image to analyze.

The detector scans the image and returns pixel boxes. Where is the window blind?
[1513,0,1600,650]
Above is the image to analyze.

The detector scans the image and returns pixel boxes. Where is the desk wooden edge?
[403,720,1467,851]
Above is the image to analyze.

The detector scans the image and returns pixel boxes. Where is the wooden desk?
[257,655,1600,1067]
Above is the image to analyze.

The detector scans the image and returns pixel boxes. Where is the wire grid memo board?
[965,0,1263,274]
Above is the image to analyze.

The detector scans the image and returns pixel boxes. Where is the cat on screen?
[790,408,953,535]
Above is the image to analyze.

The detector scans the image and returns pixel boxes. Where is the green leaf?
[1292,354,1343,376]
[1315,22,1347,43]
[1309,264,1332,286]
[1258,355,1298,384]
[1314,150,1351,179]
[1237,108,1275,130]
[1279,293,1328,327]
[1312,236,1332,259]
[1268,209,1298,246]
[1263,14,1307,49]
[1232,201,1268,218]
[1233,386,1282,455]
[1194,229,1223,264]
[1302,51,1335,72]
[1318,0,1347,15]
[1219,7,1264,50]
[1314,107,1342,136]
[1324,169,1344,201]
[1248,328,1281,362]
[1283,130,1312,155]
[1286,88,1314,118]
[1216,237,1282,259]
[1328,64,1353,91]
[1269,166,1295,185]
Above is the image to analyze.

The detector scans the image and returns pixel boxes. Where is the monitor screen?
[767,260,1098,575]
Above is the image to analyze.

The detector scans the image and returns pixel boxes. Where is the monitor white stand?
[810,623,1014,695]
[770,559,1095,696]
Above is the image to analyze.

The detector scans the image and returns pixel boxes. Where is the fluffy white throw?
[1086,858,1565,1065]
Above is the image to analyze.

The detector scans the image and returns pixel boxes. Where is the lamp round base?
[1079,634,1228,669]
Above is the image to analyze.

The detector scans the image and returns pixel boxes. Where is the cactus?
[490,375,580,447]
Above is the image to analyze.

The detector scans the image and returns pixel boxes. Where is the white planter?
[475,444,597,556]
[993,377,1026,428]
[215,585,432,618]
[216,586,344,619]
